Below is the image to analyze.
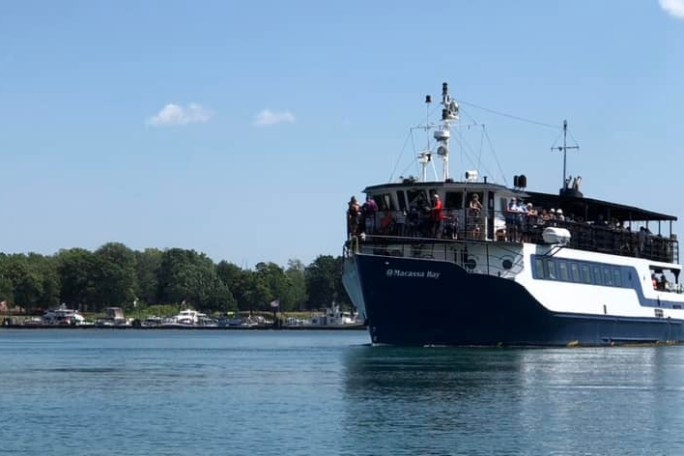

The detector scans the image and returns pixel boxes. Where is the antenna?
[417,151,432,182]
[551,120,579,192]
[414,83,459,182]
[425,94,432,153]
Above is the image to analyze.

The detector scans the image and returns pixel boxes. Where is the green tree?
[0,254,15,305]
[216,262,257,312]
[284,259,307,311]
[93,242,137,311]
[56,248,99,311]
[1,255,42,313]
[158,248,235,312]
[253,262,290,311]
[28,253,60,310]
[305,255,349,310]
[134,248,163,305]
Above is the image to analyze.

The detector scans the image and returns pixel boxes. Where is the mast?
[434,82,459,181]
[553,120,579,192]
[417,94,433,182]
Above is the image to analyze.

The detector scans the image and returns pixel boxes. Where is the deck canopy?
[525,191,677,223]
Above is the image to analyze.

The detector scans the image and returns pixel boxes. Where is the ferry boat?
[342,83,683,346]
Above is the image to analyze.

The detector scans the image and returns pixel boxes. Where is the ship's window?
[445,191,463,210]
[407,189,427,209]
[569,263,581,282]
[499,197,507,211]
[534,258,545,279]
[581,264,592,284]
[603,267,613,286]
[592,265,602,285]
[546,260,557,280]
[397,191,408,211]
[613,268,622,287]
[373,194,394,211]
[558,261,569,281]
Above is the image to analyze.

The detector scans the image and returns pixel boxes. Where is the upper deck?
[348,180,679,264]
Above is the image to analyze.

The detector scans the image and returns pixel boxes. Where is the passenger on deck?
[379,210,394,235]
[469,193,483,213]
[524,203,538,241]
[548,208,557,223]
[658,274,668,291]
[506,198,525,241]
[430,193,445,237]
[506,198,517,213]
[347,196,361,238]
[539,209,549,225]
[556,208,565,222]
[516,199,528,238]
[442,210,458,239]
[394,210,407,236]
[407,205,420,236]
[362,196,378,233]
[469,194,483,239]
[505,198,517,241]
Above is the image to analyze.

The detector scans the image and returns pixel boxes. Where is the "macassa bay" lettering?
[386,269,440,279]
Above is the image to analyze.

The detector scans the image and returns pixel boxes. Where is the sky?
[1,0,683,268]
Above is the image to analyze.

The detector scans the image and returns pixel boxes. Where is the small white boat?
[42,304,85,326]
[310,303,361,327]
[161,309,218,327]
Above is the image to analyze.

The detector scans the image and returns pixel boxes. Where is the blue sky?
[1,1,683,268]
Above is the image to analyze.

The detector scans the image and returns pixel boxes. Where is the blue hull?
[350,254,684,346]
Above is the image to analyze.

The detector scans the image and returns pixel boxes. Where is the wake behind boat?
[342,82,684,347]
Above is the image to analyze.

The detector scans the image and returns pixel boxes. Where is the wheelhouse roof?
[363,181,511,194]
[362,180,677,222]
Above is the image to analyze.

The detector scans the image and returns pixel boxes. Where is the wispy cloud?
[147,103,213,127]
[659,0,684,18]
[253,109,296,127]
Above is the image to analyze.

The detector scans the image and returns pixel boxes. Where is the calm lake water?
[2,329,684,456]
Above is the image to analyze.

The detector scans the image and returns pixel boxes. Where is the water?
[2,330,684,456]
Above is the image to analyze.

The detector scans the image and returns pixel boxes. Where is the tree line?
[0,243,350,315]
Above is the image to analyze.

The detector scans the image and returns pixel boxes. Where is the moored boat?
[309,303,362,327]
[41,304,86,326]
[161,309,218,328]
[342,82,684,347]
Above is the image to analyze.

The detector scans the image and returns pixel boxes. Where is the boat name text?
[386,269,440,279]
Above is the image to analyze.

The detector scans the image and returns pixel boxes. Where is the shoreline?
[1,324,367,331]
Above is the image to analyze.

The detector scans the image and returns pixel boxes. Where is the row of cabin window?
[371,191,486,212]
[533,256,628,288]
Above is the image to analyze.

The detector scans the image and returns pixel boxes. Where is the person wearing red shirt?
[430,194,445,237]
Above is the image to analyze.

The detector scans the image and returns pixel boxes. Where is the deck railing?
[348,209,679,264]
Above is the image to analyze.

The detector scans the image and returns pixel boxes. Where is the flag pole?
[270,298,280,328]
